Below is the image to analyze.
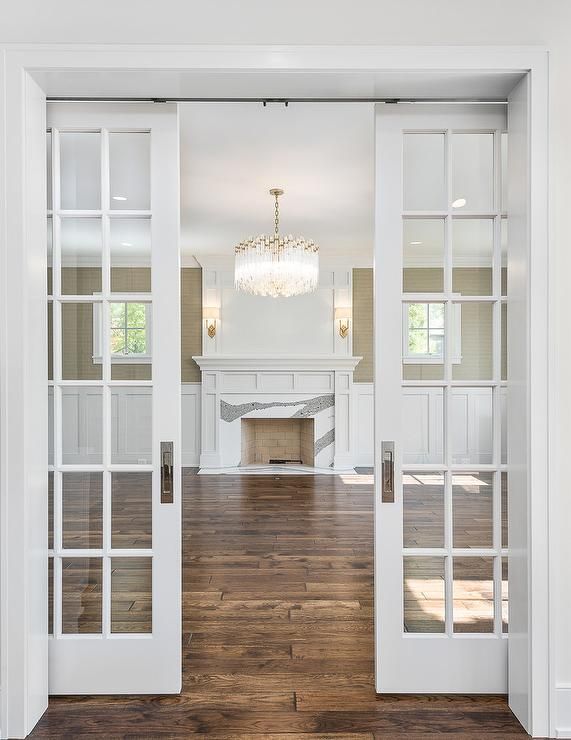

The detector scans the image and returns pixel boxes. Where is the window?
[403,302,461,364]
[93,302,152,363]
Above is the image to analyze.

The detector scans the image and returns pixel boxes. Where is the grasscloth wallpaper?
[352,268,374,383]
[52,265,502,385]
[181,268,202,382]
[50,267,203,382]
[352,267,506,383]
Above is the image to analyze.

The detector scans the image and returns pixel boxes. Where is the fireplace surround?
[193,355,362,470]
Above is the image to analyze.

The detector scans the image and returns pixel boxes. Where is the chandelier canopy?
[234,188,319,298]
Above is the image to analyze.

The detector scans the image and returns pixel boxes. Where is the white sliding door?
[46,104,181,694]
[374,104,508,692]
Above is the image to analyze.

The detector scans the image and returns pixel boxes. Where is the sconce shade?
[335,307,352,321]
[203,307,220,320]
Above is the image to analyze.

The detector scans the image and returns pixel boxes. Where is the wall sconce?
[335,307,352,339]
[203,307,220,339]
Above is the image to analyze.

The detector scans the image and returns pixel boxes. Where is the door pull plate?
[161,441,174,504]
[381,441,395,503]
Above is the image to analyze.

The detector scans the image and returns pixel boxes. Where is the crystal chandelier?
[234,188,319,298]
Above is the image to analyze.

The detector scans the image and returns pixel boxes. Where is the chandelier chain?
[274,193,280,236]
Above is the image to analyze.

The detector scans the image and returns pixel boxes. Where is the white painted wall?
[199,262,354,356]
[221,284,334,356]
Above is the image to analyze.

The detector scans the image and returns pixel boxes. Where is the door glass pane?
[403,133,446,211]
[501,132,508,212]
[452,302,493,380]
[59,132,101,210]
[48,557,54,635]
[111,472,152,548]
[61,302,103,380]
[110,302,152,380]
[501,472,508,548]
[501,303,507,381]
[110,219,152,293]
[403,302,444,381]
[46,131,52,210]
[403,557,445,633]
[502,557,508,633]
[62,557,102,634]
[501,389,507,465]
[48,302,53,381]
[109,132,150,210]
[48,472,54,550]
[452,471,494,548]
[47,216,53,295]
[451,387,492,465]
[111,387,152,464]
[48,387,54,466]
[403,472,444,548]
[403,388,443,465]
[61,386,103,464]
[451,133,494,212]
[111,557,152,633]
[61,218,102,295]
[403,219,444,293]
[62,472,103,549]
[453,556,494,633]
[501,218,507,296]
[452,219,493,295]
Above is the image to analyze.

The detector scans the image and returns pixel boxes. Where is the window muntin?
[403,302,461,364]
[93,301,152,363]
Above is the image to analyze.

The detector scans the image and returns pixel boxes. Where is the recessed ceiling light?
[452,197,467,208]
[410,241,423,245]
[120,242,133,247]
[112,195,127,201]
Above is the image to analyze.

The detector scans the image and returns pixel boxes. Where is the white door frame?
[0,45,549,739]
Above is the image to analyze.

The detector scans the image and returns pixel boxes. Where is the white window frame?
[92,300,153,364]
[402,299,462,364]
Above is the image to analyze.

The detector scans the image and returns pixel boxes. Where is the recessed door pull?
[161,441,174,504]
[381,441,395,503]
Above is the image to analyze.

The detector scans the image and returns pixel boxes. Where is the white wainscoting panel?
[111,388,152,465]
[55,385,202,467]
[352,384,506,469]
[51,382,504,471]
[354,383,374,467]
[182,383,201,466]
[60,387,103,465]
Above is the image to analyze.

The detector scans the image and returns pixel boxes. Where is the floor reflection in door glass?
[453,556,494,633]
[403,556,445,633]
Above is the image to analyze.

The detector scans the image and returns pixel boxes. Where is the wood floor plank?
[32,471,526,738]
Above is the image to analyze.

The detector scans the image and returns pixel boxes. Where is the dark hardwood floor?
[31,470,528,738]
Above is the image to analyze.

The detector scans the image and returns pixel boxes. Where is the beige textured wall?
[181,268,202,382]
[352,268,374,383]
[53,266,203,382]
[352,266,506,383]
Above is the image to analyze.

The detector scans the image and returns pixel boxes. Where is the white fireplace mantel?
[193,354,362,470]
[192,355,363,372]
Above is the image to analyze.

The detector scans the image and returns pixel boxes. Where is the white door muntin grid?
[47,104,181,694]
[375,104,508,693]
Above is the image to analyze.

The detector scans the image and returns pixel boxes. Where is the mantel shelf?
[192,355,363,372]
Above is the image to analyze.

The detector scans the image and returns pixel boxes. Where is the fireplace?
[192,355,362,470]
[241,418,315,466]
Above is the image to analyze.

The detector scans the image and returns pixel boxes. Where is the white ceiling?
[180,102,375,261]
